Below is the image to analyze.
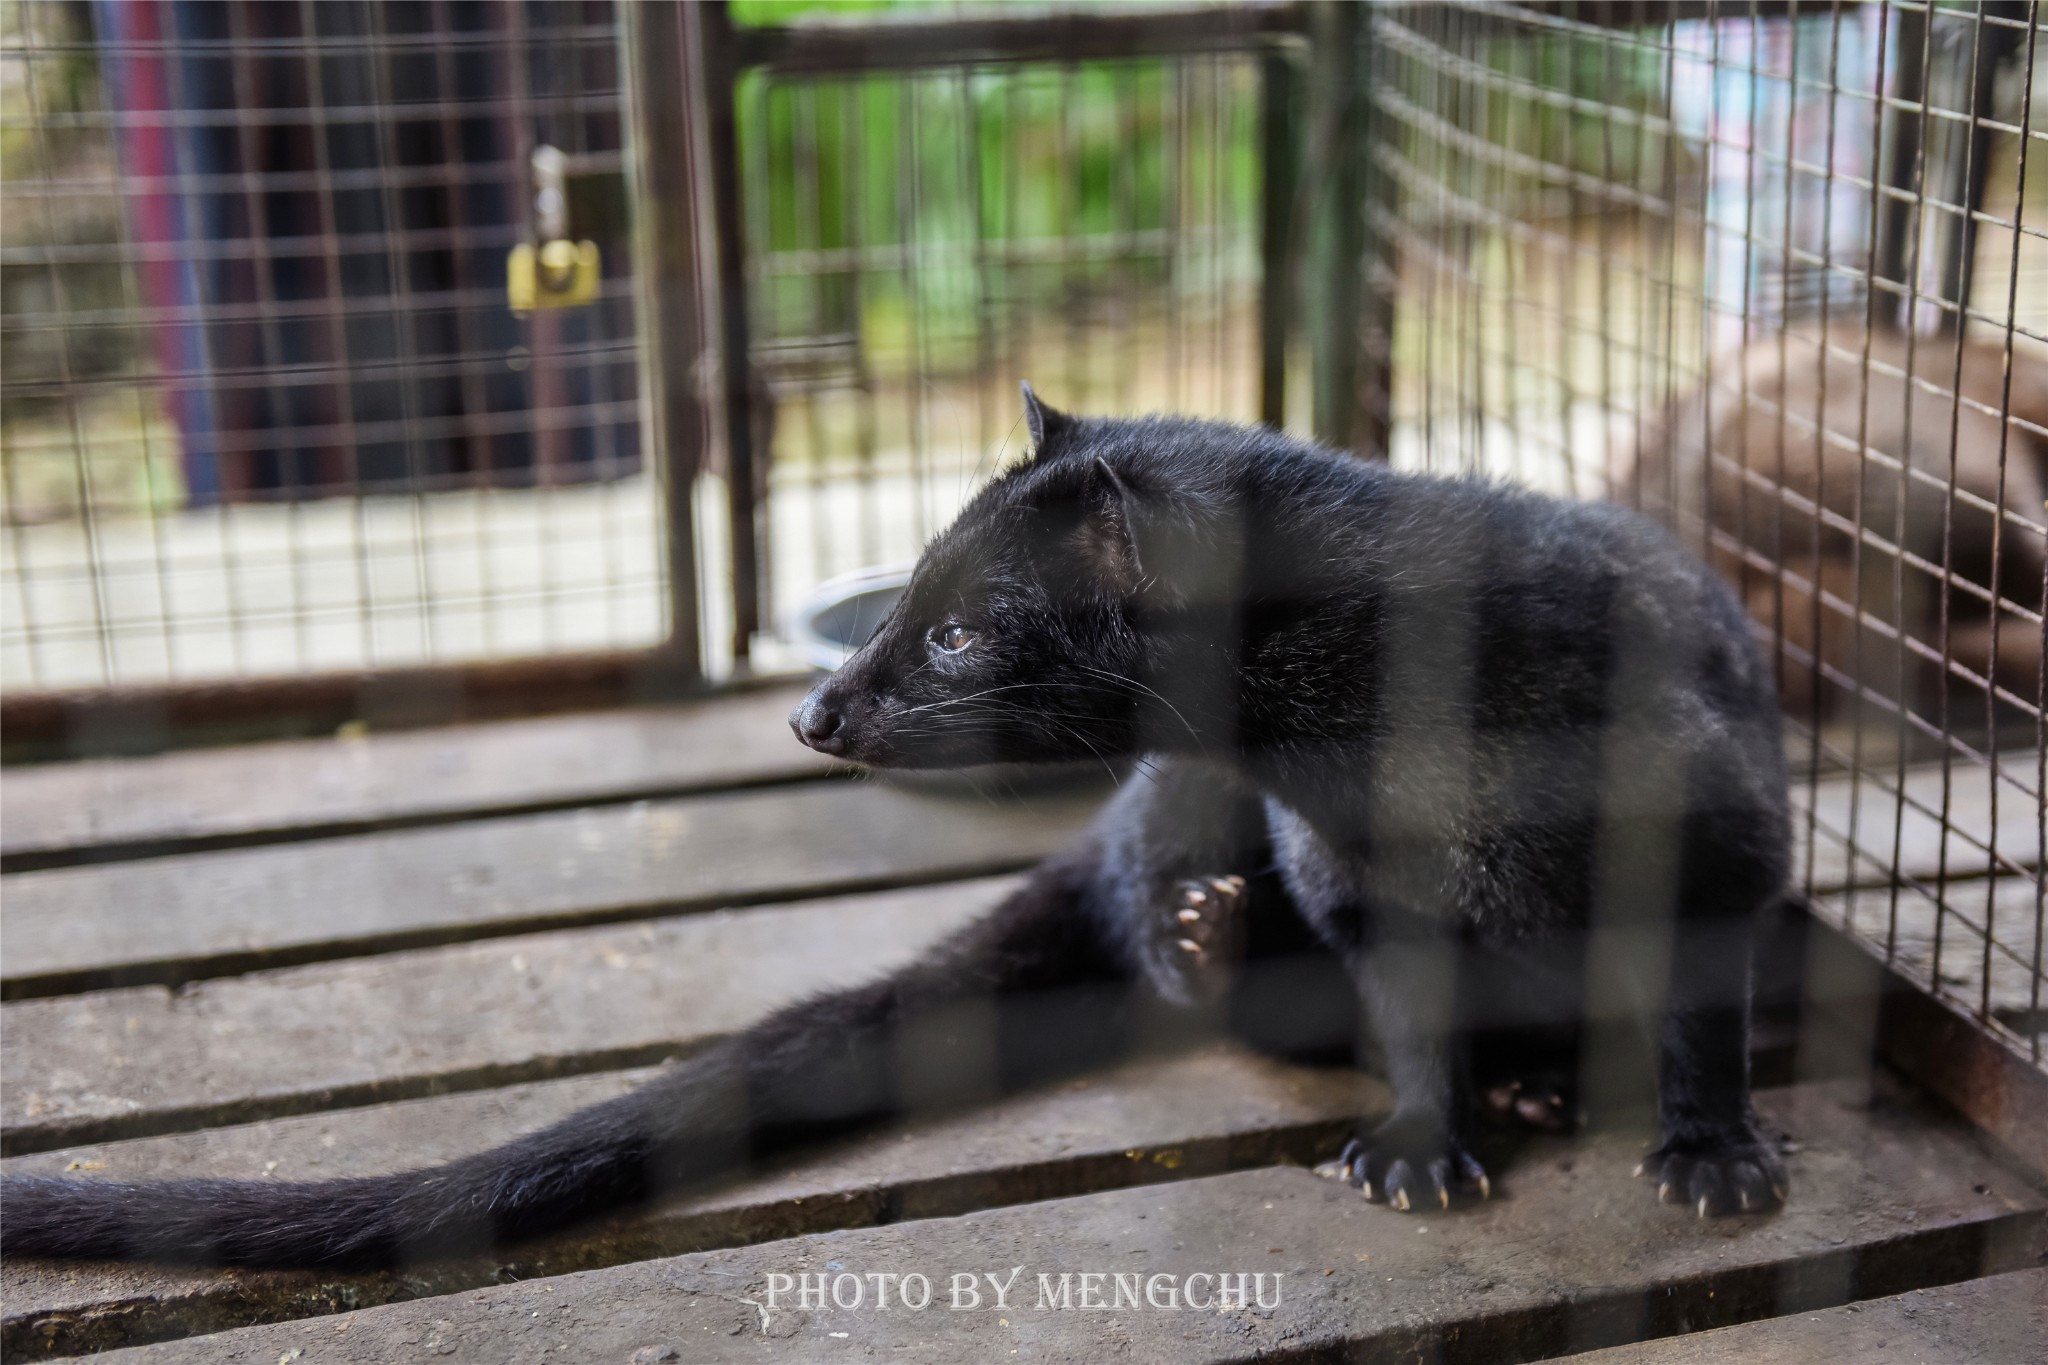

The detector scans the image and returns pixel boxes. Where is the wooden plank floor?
[44,1083,2048,1364]
[0,883,1012,1153]
[0,783,1098,1001]
[1,1050,1380,1359]
[0,685,831,870]
[4,689,2044,1362]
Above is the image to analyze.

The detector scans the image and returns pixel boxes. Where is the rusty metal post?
[624,1,707,683]
[1875,0,1929,331]
[1352,4,1392,464]
[1258,50,1297,429]
[1306,0,1364,454]
[1940,2,2025,330]
[690,1,762,666]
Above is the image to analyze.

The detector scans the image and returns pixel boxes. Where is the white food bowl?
[786,562,914,672]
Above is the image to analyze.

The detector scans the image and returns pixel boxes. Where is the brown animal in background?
[1621,328,2047,724]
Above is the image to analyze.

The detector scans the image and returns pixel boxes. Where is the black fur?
[793,392,1790,1215]
[1,395,1788,1265]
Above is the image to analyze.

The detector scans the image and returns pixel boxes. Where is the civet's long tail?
[1,849,1133,1268]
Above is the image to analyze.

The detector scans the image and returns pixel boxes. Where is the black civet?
[794,387,1790,1216]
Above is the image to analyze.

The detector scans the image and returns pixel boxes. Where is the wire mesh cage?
[1,1,2042,1070]
[1364,1,2043,1066]
[2,0,663,691]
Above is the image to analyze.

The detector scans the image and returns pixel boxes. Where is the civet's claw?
[1392,1188,1411,1213]
[1177,907,1202,924]
[1697,1196,1711,1219]
[1209,877,1237,896]
[1438,1187,1450,1210]
[1177,938,1203,955]
[1184,888,1207,906]
[1222,874,1247,891]
[1477,1173,1491,1200]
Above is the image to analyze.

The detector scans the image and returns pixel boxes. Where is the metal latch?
[508,144,599,314]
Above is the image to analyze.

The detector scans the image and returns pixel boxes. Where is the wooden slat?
[12,762,2018,1006]
[1562,1267,2046,1365]
[0,879,1014,1155]
[0,649,703,764]
[76,1081,2048,1364]
[1797,759,2042,893]
[1,1049,1382,1360]
[0,782,1099,1000]
[0,684,830,869]
[10,726,2030,890]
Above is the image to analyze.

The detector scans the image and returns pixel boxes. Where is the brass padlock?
[508,143,600,314]
[508,238,600,314]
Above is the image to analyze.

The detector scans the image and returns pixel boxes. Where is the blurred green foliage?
[730,2,1682,379]
[731,0,908,25]
[740,56,1262,372]
[2,1,186,523]
[2,0,153,425]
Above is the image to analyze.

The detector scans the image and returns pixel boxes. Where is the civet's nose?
[790,695,846,755]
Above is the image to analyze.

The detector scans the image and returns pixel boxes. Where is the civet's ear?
[1076,455,1146,589]
[1020,381,1074,453]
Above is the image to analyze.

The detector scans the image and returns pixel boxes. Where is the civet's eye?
[931,622,978,654]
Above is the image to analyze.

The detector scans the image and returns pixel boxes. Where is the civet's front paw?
[1138,874,1247,1005]
[1319,1114,1490,1212]
[1636,1123,1788,1217]
[1169,875,1244,960]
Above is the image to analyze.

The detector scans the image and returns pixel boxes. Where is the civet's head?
[791,385,1233,769]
